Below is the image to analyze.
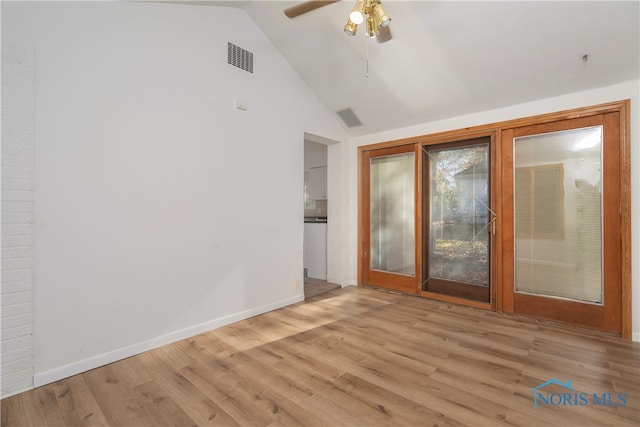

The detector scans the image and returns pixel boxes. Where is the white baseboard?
[633,332,640,343]
[341,280,357,287]
[34,294,304,388]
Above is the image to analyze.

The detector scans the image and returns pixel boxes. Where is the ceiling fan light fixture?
[372,2,391,27]
[349,0,366,24]
[344,0,391,39]
[344,19,358,36]
[365,15,379,38]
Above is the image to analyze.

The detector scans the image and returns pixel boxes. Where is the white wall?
[327,141,348,285]
[1,1,346,395]
[1,41,36,397]
[342,80,640,341]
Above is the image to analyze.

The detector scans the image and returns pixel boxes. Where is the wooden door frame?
[416,131,498,311]
[357,100,631,339]
[359,143,421,294]
[500,112,623,334]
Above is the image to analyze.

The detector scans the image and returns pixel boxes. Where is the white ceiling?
[188,1,639,136]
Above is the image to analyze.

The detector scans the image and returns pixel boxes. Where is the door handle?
[487,210,497,235]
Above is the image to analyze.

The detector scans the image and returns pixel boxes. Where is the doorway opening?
[421,137,494,304]
[303,134,341,299]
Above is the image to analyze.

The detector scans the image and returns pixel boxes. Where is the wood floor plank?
[3,286,639,426]
[132,380,198,426]
[240,340,390,425]
[345,363,513,426]
[134,351,238,426]
[108,360,152,390]
[212,351,352,427]
[180,360,294,426]
[32,385,69,426]
[81,365,152,426]
[331,372,463,427]
[2,388,65,427]
[303,279,341,299]
[50,375,110,426]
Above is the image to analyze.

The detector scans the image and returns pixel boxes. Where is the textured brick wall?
[1,42,35,398]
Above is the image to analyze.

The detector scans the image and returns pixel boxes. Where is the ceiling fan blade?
[376,25,392,43]
[284,1,340,19]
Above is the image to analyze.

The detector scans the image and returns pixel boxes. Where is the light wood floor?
[2,286,639,426]
[304,277,341,299]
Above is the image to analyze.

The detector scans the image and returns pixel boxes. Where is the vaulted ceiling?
[196,1,639,136]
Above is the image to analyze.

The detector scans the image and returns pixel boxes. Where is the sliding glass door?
[358,102,629,336]
[421,138,493,303]
[501,113,622,334]
[360,145,418,294]
[514,127,602,303]
[370,152,415,276]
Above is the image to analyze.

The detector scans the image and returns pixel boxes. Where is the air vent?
[227,42,254,74]
[336,108,362,128]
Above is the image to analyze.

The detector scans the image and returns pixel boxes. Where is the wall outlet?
[294,279,300,289]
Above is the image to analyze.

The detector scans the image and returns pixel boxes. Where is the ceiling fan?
[284,0,392,43]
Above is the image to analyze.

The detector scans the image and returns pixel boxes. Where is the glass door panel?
[501,112,622,335]
[514,126,603,303]
[360,144,418,294]
[422,139,492,303]
[370,153,415,276]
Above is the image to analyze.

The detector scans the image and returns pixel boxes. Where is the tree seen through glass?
[428,145,489,286]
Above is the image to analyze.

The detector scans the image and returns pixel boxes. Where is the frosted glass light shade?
[350,1,365,24]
